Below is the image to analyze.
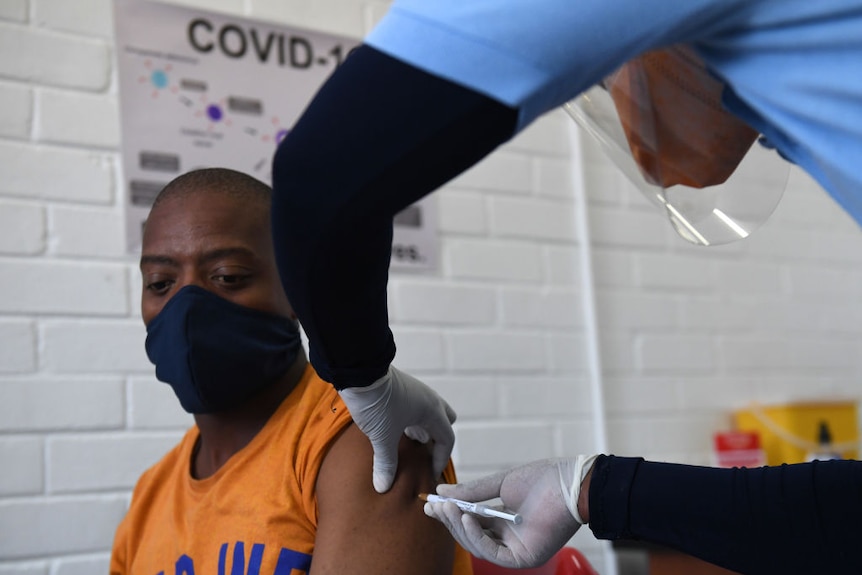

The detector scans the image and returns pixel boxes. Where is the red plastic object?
[471,547,599,575]
[713,430,765,468]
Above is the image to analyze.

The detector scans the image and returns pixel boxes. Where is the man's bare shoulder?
[312,424,460,575]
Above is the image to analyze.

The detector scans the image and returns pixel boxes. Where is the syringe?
[419,493,523,524]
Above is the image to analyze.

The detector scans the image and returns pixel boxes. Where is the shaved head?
[152,167,272,213]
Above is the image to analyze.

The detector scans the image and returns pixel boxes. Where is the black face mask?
[145,285,302,414]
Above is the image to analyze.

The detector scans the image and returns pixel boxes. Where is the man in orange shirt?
[110,167,471,575]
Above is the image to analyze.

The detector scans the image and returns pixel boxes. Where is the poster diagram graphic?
[114,0,437,271]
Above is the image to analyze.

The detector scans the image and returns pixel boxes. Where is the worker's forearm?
[588,455,862,574]
[271,45,517,388]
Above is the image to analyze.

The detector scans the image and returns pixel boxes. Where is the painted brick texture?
[1,1,861,574]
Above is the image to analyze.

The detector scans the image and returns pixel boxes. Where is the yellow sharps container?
[735,401,859,465]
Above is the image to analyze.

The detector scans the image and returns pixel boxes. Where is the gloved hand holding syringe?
[419,493,522,524]
[422,456,598,569]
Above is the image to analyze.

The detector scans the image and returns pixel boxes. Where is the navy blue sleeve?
[270,45,518,388]
[588,455,862,574]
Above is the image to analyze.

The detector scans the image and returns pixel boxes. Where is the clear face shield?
[564,45,790,246]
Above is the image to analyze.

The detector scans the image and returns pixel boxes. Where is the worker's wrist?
[568,454,597,524]
[577,467,592,524]
[337,366,390,398]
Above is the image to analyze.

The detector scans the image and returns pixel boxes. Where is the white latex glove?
[424,455,598,568]
[338,365,457,493]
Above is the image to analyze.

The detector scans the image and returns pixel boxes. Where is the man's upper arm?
[313,424,457,575]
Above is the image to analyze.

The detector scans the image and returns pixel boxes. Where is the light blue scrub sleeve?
[695,1,862,227]
[366,0,862,227]
[365,0,750,130]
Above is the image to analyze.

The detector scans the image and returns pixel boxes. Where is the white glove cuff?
[337,366,391,400]
[567,454,599,525]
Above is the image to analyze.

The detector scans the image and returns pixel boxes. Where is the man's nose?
[174,271,208,293]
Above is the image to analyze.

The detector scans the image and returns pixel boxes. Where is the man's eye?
[213,274,250,287]
[146,279,173,294]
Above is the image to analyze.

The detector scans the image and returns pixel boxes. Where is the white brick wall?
[47,432,183,493]
[501,287,584,329]
[0,260,127,315]
[421,376,499,419]
[52,555,111,575]
[449,150,533,195]
[33,0,114,38]
[49,206,127,258]
[557,419,598,457]
[489,196,577,241]
[634,252,715,291]
[0,142,114,203]
[391,281,496,326]
[596,291,679,330]
[0,562,48,575]
[549,333,590,374]
[448,332,546,372]
[437,189,487,235]
[636,333,715,372]
[0,437,44,496]
[0,321,37,373]
[544,244,581,285]
[454,423,555,468]
[36,90,120,149]
[680,296,755,330]
[499,376,593,417]
[0,82,32,139]
[1,1,861,574]
[0,1,28,23]
[0,497,128,559]
[0,201,45,255]
[42,321,149,372]
[127,376,193,429]
[0,378,124,432]
[588,205,670,248]
[389,327,446,373]
[444,238,544,282]
[0,24,110,90]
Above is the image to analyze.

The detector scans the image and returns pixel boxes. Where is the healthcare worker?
[270,0,862,571]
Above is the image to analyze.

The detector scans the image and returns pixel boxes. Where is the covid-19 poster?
[114,0,437,271]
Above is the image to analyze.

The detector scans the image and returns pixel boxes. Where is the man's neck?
[191,354,309,479]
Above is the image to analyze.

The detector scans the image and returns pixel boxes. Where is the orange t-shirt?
[110,365,471,575]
